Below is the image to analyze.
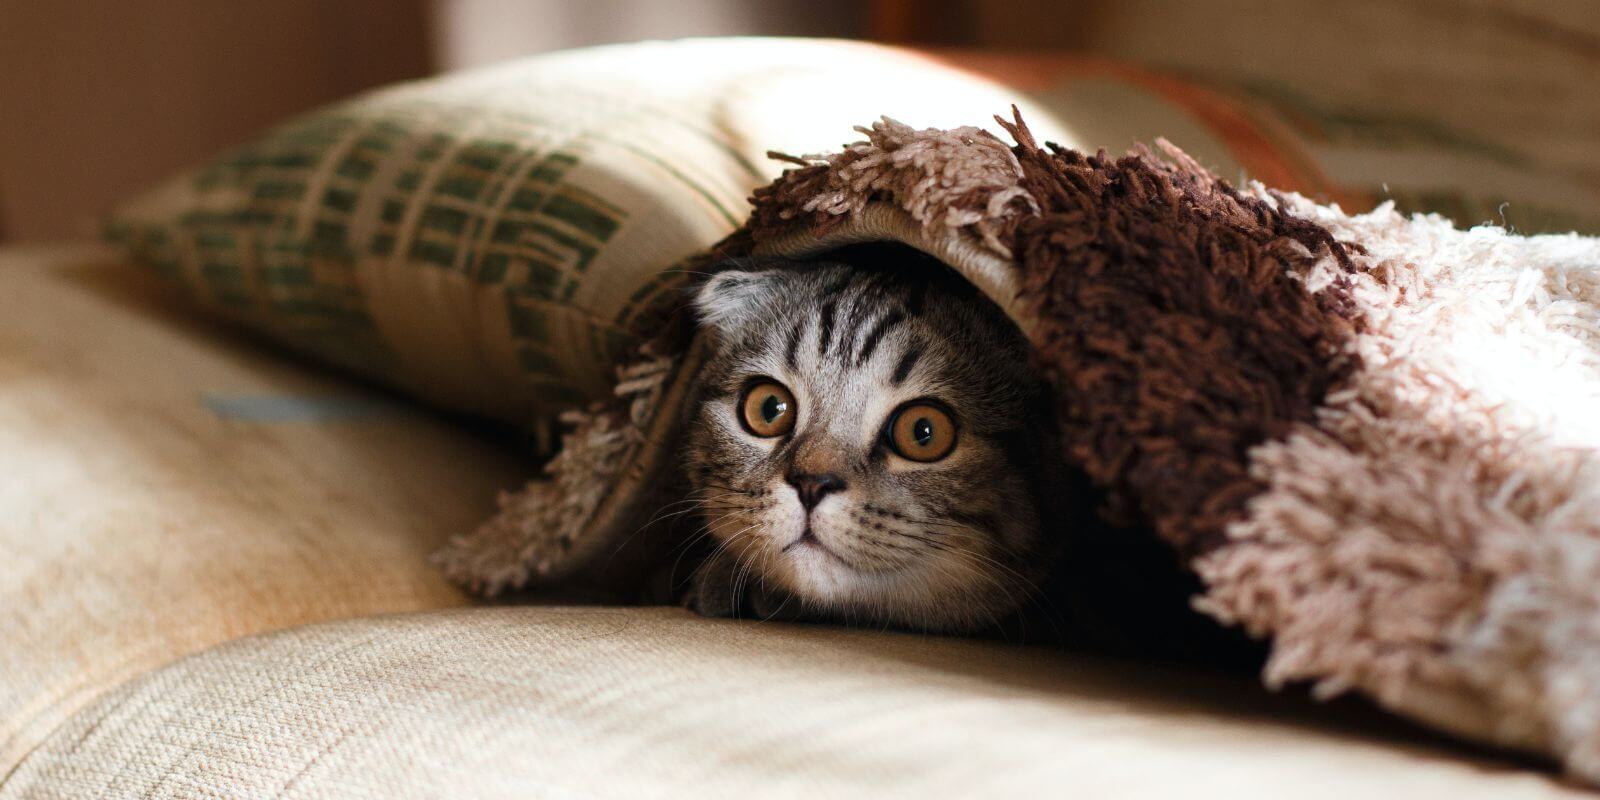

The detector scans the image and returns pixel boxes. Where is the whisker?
[668,512,761,588]
[602,490,758,570]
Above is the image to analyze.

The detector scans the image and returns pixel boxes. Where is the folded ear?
[692,269,788,338]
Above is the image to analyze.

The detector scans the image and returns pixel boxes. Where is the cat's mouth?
[781,525,852,567]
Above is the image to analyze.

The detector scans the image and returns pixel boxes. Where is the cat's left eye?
[887,402,958,462]
[738,379,797,437]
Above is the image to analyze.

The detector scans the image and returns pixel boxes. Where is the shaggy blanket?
[435,110,1600,782]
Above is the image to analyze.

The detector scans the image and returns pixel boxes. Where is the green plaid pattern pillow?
[106,38,1074,426]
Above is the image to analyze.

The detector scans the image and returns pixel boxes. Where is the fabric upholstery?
[0,245,527,776]
[1,607,1585,799]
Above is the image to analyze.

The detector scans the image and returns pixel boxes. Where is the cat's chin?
[773,541,867,600]
[773,546,953,623]
[711,507,1017,632]
[767,545,1015,633]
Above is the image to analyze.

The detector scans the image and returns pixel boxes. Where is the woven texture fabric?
[2,606,1585,800]
[0,245,528,778]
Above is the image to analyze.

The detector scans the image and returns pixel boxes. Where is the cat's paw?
[744,582,807,622]
[681,552,804,621]
[682,552,740,618]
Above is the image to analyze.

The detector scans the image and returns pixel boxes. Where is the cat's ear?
[692,269,787,337]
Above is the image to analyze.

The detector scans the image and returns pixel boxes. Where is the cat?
[678,253,1068,633]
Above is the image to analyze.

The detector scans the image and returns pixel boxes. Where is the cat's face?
[685,258,1061,631]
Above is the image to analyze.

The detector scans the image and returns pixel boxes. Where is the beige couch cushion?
[0,245,527,774]
[2,606,1584,799]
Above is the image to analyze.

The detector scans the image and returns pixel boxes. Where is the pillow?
[104,38,1080,428]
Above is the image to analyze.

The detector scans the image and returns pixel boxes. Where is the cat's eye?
[738,380,797,437]
[887,402,957,462]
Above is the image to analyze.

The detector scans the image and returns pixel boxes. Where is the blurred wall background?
[430,0,863,72]
[0,0,868,243]
[0,1,432,243]
[1,0,1595,243]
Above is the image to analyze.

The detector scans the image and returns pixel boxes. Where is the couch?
[1,243,1586,798]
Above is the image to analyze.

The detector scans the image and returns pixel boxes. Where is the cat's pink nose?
[786,471,846,510]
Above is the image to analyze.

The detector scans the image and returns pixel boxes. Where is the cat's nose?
[785,471,847,510]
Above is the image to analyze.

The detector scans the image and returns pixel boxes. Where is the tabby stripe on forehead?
[783,317,806,371]
[891,345,922,386]
[809,273,853,357]
[856,310,906,366]
[824,272,853,297]
[838,295,880,361]
[816,300,838,356]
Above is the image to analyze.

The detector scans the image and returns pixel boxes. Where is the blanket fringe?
[430,344,676,595]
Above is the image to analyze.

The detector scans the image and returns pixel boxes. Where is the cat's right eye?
[738,379,797,437]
